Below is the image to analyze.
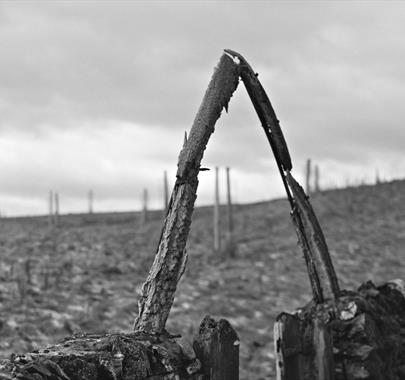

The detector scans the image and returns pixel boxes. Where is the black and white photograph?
[0,1,404,379]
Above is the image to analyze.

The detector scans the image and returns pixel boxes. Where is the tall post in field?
[224,166,236,257]
[48,191,54,228]
[163,170,169,213]
[214,166,221,252]
[226,167,234,234]
[88,190,93,214]
[314,165,320,193]
[375,169,381,184]
[54,192,59,226]
[305,159,312,195]
[142,188,148,225]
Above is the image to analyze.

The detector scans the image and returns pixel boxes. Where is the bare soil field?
[0,179,404,379]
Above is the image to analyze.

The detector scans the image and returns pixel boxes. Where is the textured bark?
[193,316,239,380]
[274,313,309,379]
[0,317,240,380]
[287,172,340,303]
[274,279,405,380]
[312,317,334,380]
[0,331,201,380]
[133,53,240,333]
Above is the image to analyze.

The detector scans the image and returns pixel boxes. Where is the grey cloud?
[2,1,393,131]
[1,1,405,214]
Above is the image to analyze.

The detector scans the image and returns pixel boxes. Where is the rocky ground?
[0,179,404,379]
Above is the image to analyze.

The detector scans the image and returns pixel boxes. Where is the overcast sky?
[1,1,405,216]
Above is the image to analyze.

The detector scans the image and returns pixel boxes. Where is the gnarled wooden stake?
[225,49,339,304]
[287,172,340,303]
[133,53,240,333]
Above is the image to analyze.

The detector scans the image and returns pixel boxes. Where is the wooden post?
[312,317,334,380]
[194,316,239,380]
[88,190,93,214]
[274,313,335,380]
[214,166,221,252]
[134,53,239,333]
[274,313,306,380]
[375,169,381,184]
[305,159,311,195]
[226,167,233,234]
[142,188,148,224]
[163,170,169,212]
[314,165,320,193]
[54,192,59,226]
[48,191,54,228]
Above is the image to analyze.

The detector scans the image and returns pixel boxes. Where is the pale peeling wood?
[133,53,240,333]
[312,317,335,380]
[286,172,340,303]
[274,318,284,380]
[275,314,334,380]
[274,313,308,380]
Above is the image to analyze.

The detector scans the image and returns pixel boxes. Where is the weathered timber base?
[194,316,239,380]
[275,279,405,380]
[0,316,238,380]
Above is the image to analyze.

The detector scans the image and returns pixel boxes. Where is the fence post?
[274,313,335,380]
[226,167,233,234]
[224,166,236,257]
[48,191,54,228]
[375,169,381,184]
[314,165,320,193]
[213,167,221,252]
[163,170,169,213]
[194,316,239,380]
[305,159,312,195]
[312,317,334,380]
[274,313,305,380]
[142,188,148,224]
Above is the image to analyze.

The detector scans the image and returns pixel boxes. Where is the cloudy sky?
[1,1,405,216]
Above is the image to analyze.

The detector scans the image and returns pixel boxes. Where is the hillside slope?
[0,179,404,379]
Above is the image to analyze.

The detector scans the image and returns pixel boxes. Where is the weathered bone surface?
[133,53,240,334]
